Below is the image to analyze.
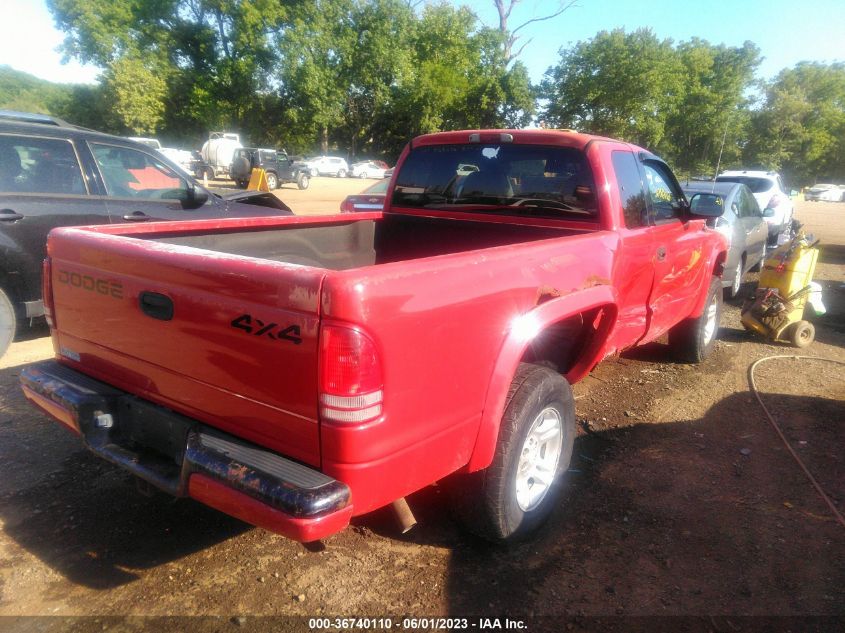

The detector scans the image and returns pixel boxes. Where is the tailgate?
[47,228,325,467]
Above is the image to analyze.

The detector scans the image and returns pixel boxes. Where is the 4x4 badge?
[230,314,302,344]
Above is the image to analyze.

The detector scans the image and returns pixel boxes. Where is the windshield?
[392,144,597,219]
[715,176,773,193]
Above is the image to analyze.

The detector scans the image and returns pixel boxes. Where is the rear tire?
[669,275,722,363]
[448,363,575,542]
[726,258,744,299]
[337,169,347,178]
[0,288,16,359]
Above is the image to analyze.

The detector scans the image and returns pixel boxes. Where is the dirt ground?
[0,190,842,632]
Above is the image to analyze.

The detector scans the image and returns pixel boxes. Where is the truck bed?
[46,212,599,473]
[144,213,582,270]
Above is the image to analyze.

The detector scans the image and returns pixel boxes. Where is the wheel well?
[519,309,602,374]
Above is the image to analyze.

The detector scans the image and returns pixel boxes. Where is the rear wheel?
[359,171,368,179]
[297,173,310,190]
[265,171,278,190]
[0,288,16,359]
[337,169,347,178]
[727,258,744,299]
[669,275,722,363]
[448,363,575,542]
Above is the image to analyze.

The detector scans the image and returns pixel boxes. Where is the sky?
[1,0,844,85]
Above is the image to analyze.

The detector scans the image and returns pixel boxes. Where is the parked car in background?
[715,170,794,245]
[0,110,293,359]
[682,181,768,298]
[128,136,195,175]
[350,161,388,179]
[306,156,350,178]
[805,183,844,202]
[383,167,394,179]
[339,178,388,213]
[230,148,310,190]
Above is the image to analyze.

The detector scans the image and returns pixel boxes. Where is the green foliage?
[541,29,684,151]
[0,65,75,115]
[102,57,168,134]
[541,29,766,180]
[743,62,845,185]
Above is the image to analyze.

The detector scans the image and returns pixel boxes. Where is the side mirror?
[184,183,209,209]
[688,192,724,218]
[762,208,775,218]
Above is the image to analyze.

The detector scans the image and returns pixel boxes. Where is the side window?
[0,135,86,194]
[643,162,685,222]
[612,150,647,228]
[90,143,186,199]
[738,188,755,217]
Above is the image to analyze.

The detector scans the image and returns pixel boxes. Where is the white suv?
[716,170,794,244]
[306,156,350,178]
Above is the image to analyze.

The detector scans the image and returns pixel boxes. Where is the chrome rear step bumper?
[20,361,352,541]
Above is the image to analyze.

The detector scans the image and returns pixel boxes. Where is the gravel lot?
[0,191,842,632]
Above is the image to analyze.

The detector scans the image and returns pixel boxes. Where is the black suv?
[231,148,310,190]
[0,110,294,358]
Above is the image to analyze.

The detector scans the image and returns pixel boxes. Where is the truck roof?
[410,128,636,151]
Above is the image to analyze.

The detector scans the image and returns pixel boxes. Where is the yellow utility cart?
[741,232,821,348]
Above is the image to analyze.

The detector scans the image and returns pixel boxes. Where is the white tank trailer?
[200,132,243,179]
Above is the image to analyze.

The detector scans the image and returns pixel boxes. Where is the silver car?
[683,181,768,298]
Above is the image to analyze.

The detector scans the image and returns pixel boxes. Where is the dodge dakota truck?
[21,129,727,543]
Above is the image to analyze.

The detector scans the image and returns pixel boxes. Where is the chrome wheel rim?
[515,407,563,512]
[703,292,719,345]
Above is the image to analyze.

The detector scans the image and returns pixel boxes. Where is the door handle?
[656,246,667,261]
[122,212,152,221]
[0,209,24,221]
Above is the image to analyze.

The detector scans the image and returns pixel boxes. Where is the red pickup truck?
[21,129,727,542]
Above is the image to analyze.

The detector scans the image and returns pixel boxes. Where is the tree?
[744,62,845,185]
[48,0,289,139]
[492,0,577,65]
[541,28,683,152]
[665,39,761,177]
[102,57,167,134]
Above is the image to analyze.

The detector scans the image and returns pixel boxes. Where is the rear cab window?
[392,143,597,220]
[0,134,87,195]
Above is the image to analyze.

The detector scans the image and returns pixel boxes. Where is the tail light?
[339,197,353,213]
[42,257,56,328]
[319,324,383,424]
